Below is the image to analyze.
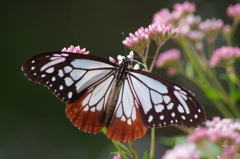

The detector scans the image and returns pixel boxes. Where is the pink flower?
[62,45,90,54]
[188,31,204,42]
[173,1,196,15]
[209,46,240,67]
[152,9,172,25]
[155,49,181,67]
[146,24,179,45]
[185,14,201,28]
[162,144,201,159]
[112,154,121,159]
[122,27,150,53]
[227,4,240,20]
[188,127,210,143]
[198,18,223,39]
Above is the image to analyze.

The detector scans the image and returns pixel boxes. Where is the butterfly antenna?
[122,32,128,56]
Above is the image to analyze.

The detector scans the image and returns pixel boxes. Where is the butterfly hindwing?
[66,76,115,133]
[128,70,206,128]
[22,52,116,103]
[106,78,147,142]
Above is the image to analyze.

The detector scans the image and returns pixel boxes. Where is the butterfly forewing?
[128,70,206,128]
[22,52,116,103]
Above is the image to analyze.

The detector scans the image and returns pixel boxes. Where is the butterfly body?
[22,52,206,142]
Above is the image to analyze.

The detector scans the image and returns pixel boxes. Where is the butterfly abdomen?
[104,84,121,126]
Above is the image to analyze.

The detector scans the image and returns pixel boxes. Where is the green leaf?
[142,151,148,159]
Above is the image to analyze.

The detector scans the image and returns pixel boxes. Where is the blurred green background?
[1,0,239,158]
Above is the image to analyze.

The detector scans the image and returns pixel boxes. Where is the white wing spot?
[171,120,173,123]
[171,112,175,117]
[59,85,63,90]
[31,60,35,63]
[167,103,174,110]
[180,90,187,95]
[40,57,65,71]
[64,77,74,86]
[198,109,201,113]
[160,115,164,120]
[164,122,166,125]
[83,106,89,111]
[148,115,153,123]
[64,66,73,73]
[41,74,46,78]
[127,119,132,125]
[177,105,184,113]
[121,116,126,122]
[52,76,56,81]
[175,119,178,123]
[34,73,37,76]
[58,69,64,77]
[181,115,186,120]
[90,107,95,112]
[190,119,193,122]
[163,95,171,104]
[174,86,181,90]
[194,114,198,119]
[46,81,49,84]
[61,53,69,57]
[53,54,61,56]
[154,104,164,113]
[50,56,61,60]
[49,84,53,87]
[31,66,35,70]
[46,67,54,73]
[68,92,73,99]
[174,91,190,114]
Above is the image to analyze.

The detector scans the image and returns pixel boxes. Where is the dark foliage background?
[1,0,239,158]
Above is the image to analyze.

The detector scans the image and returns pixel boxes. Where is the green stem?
[230,19,239,40]
[149,128,155,159]
[111,140,128,159]
[128,141,139,159]
[149,45,161,72]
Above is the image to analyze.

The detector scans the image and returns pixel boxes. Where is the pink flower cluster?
[163,117,240,159]
[188,117,240,159]
[162,144,201,159]
[62,45,90,54]
[209,46,240,67]
[152,1,196,25]
[122,27,150,53]
[155,49,181,68]
[227,4,240,20]
[198,18,224,38]
[123,24,178,52]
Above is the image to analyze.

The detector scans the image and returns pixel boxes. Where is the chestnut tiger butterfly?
[22,52,206,142]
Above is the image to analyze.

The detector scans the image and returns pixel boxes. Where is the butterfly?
[22,52,206,142]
